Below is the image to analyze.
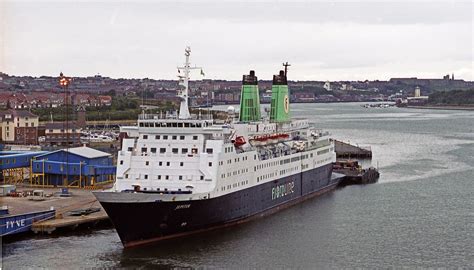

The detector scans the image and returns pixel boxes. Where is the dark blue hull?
[99,163,336,247]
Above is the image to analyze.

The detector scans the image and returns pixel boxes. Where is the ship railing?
[138,113,213,121]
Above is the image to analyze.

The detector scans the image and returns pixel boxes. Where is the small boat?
[250,133,289,145]
[232,136,246,147]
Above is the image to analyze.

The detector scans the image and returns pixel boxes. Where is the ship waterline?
[96,163,336,247]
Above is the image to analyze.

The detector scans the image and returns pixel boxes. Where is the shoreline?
[404,105,474,111]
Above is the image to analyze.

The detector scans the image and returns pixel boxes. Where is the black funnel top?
[273,70,287,85]
[243,70,258,85]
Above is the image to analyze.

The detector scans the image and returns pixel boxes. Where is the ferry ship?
[94,47,339,248]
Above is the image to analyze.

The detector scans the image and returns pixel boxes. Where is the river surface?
[3,103,474,269]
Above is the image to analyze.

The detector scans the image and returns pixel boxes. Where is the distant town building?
[44,122,82,146]
[0,110,39,144]
[323,81,332,91]
[406,86,429,106]
[340,83,353,91]
[414,86,421,97]
[76,105,87,128]
[293,92,315,102]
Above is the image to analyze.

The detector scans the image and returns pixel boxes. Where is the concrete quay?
[1,187,110,235]
[334,140,372,158]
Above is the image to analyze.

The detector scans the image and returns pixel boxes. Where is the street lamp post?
[59,72,72,186]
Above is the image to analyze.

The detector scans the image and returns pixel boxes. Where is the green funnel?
[239,70,261,122]
[270,70,290,122]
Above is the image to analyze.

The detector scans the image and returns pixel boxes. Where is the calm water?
[3,103,474,269]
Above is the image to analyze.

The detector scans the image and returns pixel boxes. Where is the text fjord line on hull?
[94,47,339,248]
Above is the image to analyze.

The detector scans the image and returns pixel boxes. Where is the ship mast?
[177,46,202,119]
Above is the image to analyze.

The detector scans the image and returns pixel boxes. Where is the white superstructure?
[112,48,335,201]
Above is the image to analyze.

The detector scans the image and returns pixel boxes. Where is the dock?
[31,210,108,234]
[1,187,110,236]
[334,140,372,158]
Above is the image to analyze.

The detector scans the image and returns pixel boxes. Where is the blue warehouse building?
[31,146,116,188]
[0,151,47,184]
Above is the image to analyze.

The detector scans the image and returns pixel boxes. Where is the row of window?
[223,155,249,165]
[255,160,279,171]
[136,147,201,155]
[220,180,249,191]
[47,129,76,133]
[33,163,80,172]
[280,166,299,176]
[221,168,249,179]
[13,122,36,127]
[317,149,330,155]
[125,174,205,181]
[316,157,332,164]
[139,122,209,128]
[120,160,213,167]
[257,172,277,182]
[142,134,199,141]
[224,146,234,153]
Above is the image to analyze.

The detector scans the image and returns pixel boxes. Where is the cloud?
[1,1,472,80]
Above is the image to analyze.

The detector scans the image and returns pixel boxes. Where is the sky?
[1,0,473,81]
